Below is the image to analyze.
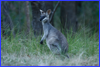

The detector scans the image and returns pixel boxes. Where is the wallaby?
[39,9,69,58]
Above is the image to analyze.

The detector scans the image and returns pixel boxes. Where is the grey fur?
[40,9,69,58]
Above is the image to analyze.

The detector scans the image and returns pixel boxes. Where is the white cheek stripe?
[42,17,49,23]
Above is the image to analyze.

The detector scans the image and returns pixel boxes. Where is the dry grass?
[1,31,99,66]
[1,51,99,66]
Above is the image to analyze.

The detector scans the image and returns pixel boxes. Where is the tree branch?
[49,1,60,23]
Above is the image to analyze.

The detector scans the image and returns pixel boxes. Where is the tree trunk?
[30,1,54,36]
[30,1,42,36]
[60,1,77,34]
[25,1,30,34]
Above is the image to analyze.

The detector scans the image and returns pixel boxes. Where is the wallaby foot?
[66,54,70,59]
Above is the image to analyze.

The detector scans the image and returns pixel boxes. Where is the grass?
[1,30,99,66]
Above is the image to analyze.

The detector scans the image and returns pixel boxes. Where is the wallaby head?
[40,9,51,23]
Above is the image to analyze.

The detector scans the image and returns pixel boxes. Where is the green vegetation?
[1,1,99,66]
[1,29,99,66]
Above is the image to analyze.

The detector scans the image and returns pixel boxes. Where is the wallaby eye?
[42,11,44,13]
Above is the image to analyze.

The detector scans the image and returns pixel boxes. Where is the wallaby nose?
[40,16,46,21]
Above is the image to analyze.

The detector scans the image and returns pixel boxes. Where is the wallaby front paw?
[40,41,43,44]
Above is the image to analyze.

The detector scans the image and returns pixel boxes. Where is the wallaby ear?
[46,9,51,15]
[40,9,45,14]
[40,9,42,13]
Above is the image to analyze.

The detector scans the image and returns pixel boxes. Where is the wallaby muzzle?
[40,16,46,21]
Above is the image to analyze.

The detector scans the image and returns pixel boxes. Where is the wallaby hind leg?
[47,40,61,54]
[47,37,61,54]
[49,43,61,55]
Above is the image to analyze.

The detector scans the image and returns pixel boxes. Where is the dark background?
[1,1,99,37]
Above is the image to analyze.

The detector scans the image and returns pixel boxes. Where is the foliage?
[1,29,99,66]
[78,1,99,33]
[1,1,99,66]
[1,1,99,36]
